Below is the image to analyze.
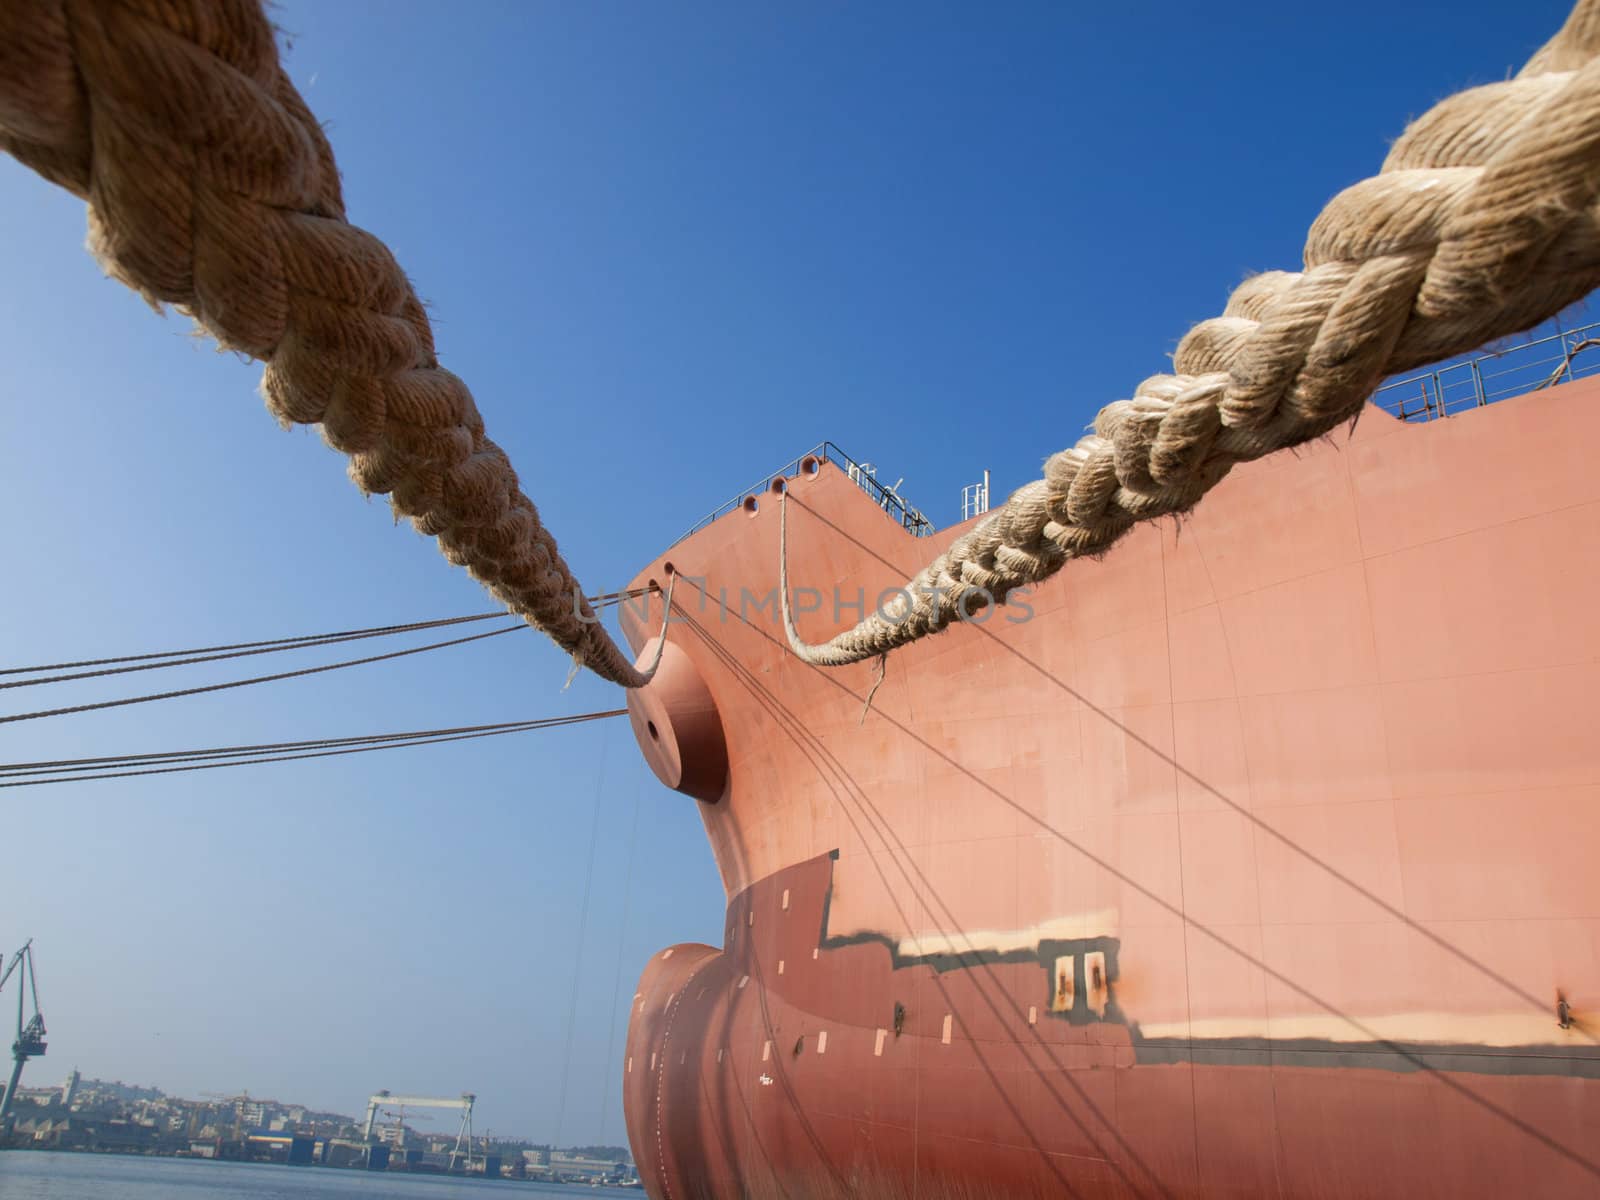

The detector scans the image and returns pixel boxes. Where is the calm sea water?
[0,1152,626,1199]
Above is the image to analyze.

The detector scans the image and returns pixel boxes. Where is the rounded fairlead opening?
[625,637,728,804]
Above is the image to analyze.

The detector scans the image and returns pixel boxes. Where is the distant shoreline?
[0,1146,642,1190]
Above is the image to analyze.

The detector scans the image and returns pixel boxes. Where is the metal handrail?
[671,320,1600,547]
[1373,319,1600,422]
[669,440,935,547]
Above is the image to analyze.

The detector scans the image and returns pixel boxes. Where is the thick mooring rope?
[0,0,655,687]
[782,1,1600,665]
[5,5,1600,680]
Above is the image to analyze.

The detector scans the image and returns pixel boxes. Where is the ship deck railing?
[670,440,936,547]
[672,320,1600,549]
[1373,317,1600,422]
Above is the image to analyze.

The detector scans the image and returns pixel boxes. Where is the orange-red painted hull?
[619,382,1600,1198]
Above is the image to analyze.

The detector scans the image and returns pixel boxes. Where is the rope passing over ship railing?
[783,0,1600,666]
[5,5,1600,682]
[0,710,626,788]
[0,0,654,688]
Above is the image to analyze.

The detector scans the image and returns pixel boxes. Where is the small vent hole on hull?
[646,720,659,742]
[1085,950,1108,1018]
[1051,955,1075,1013]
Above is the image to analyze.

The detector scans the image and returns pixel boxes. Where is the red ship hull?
[618,382,1600,1198]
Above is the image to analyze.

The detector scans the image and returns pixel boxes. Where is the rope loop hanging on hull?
[781,0,1600,666]
[5,2,1600,678]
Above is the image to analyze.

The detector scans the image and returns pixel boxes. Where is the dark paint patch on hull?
[624,852,1600,1199]
[621,387,1600,1198]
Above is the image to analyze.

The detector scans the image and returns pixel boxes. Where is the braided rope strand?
[0,0,653,686]
[783,0,1600,666]
[5,3,1599,678]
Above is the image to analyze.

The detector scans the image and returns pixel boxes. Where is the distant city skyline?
[3,1068,634,1180]
[5,1067,631,1151]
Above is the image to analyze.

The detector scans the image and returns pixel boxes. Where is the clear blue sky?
[0,0,1576,1143]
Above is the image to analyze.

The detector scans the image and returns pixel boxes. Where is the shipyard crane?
[363,1091,475,1169]
[0,940,46,1130]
